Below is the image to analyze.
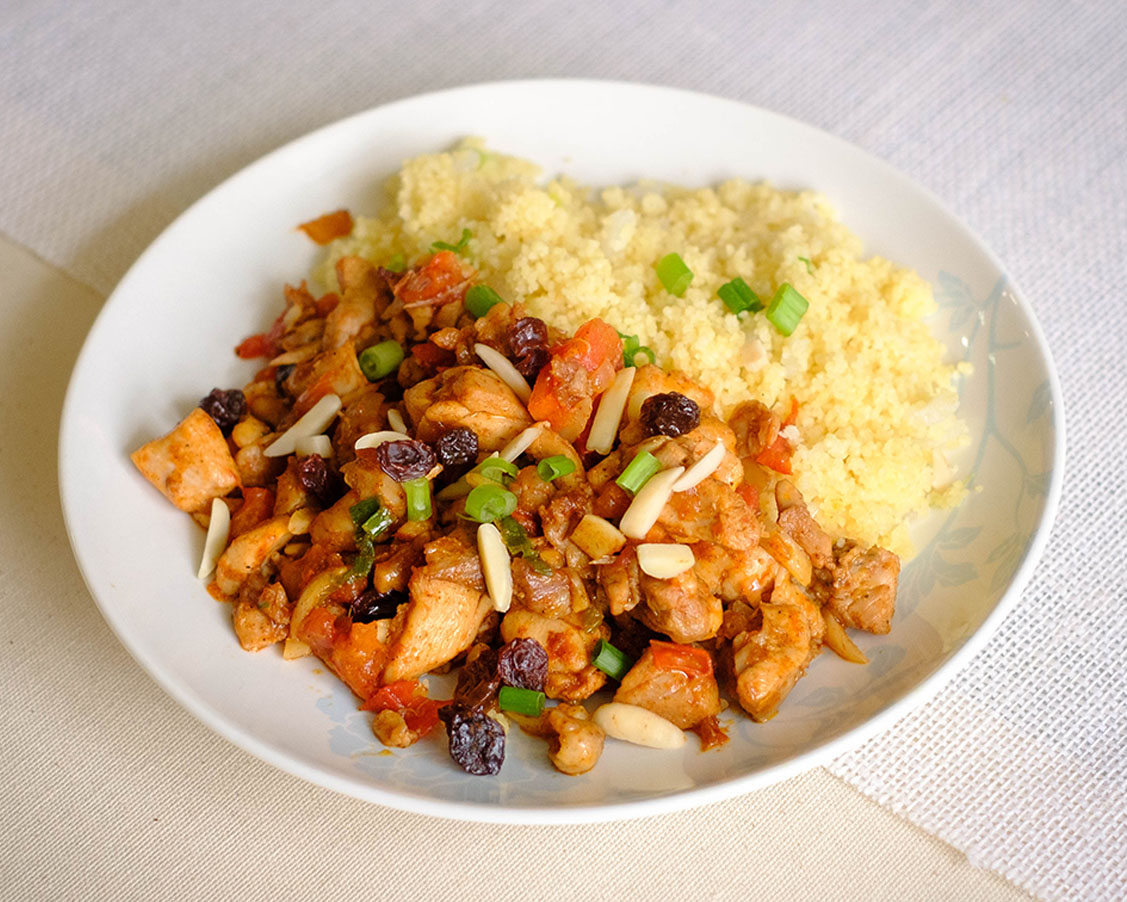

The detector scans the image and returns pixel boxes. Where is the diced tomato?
[782,396,799,428]
[736,482,761,512]
[235,312,286,359]
[755,435,793,474]
[298,209,354,245]
[528,318,623,440]
[315,292,340,316]
[410,341,456,368]
[649,640,713,679]
[362,680,449,736]
[394,251,468,307]
[228,487,275,539]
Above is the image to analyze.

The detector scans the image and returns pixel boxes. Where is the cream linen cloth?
[2,1,1125,899]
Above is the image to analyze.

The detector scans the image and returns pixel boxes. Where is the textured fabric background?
[1,1,1125,899]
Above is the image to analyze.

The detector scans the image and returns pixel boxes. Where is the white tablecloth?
[2,2,1124,899]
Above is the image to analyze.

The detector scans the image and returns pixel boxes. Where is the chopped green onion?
[615,450,661,494]
[498,686,545,716]
[717,277,762,315]
[465,284,504,318]
[463,484,518,523]
[617,331,654,368]
[403,477,432,522]
[655,253,693,297]
[536,455,576,482]
[766,283,810,336]
[478,456,518,484]
[348,535,375,582]
[631,346,654,366]
[431,227,472,254]
[361,507,394,540]
[349,498,382,529]
[358,340,405,381]
[498,516,550,574]
[592,638,632,682]
[385,253,406,274]
[798,256,814,274]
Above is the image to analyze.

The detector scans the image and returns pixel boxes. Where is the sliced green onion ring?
[592,638,632,682]
[431,227,472,254]
[358,340,405,381]
[478,455,519,484]
[349,498,382,529]
[766,283,809,336]
[655,253,693,297]
[536,455,576,482]
[717,277,762,315]
[498,686,545,716]
[403,477,432,522]
[464,484,518,523]
[615,450,662,494]
[465,284,505,318]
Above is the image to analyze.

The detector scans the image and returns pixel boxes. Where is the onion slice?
[197,497,230,580]
[637,543,695,579]
[264,393,342,458]
[354,430,411,451]
[672,440,726,492]
[618,466,684,540]
[475,343,532,404]
[477,522,513,612]
[499,423,545,462]
[586,366,636,455]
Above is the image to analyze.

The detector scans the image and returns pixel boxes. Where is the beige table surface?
[0,233,1035,900]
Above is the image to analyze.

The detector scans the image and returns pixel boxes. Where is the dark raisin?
[439,705,505,775]
[640,392,701,438]
[497,637,549,691]
[434,427,479,475]
[274,363,296,395]
[508,316,549,359]
[515,347,550,381]
[375,439,437,482]
[349,587,407,623]
[199,388,246,434]
[297,454,339,505]
[453,648,501,712]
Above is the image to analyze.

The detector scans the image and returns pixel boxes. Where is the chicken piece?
[598,547,642,616]
[728,400,780,460]
[286,344,368,423]
[403,366,532,451]
[650,415,744,489]
[775,480,833,569]
[131,407,240,512]
[371,536,426,595]
[214,514,292,596]
[232,582,290,652]
[657,478,759,551]
[273,456,316,516]
[546,703,605,776]
[613,642,722,729]
[540,483,595,554]
[234,436,285,488]
[637,566,723,644]
[501,609,608,701]
[308,489,360,552]
[691,542,778,606]
[322,256,388,350]
[511,466,557,524]
[451,299,521,364]
[821,542,900,634]
[382,536,493,683]
[341,450,407,523]
[730,577,825,722]
[332,385,391,466]
[511,558,573,618]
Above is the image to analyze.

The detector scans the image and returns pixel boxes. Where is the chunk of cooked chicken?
[322,256,387,350]
[403,366,532,452]
[728,399,780,460]
[637,565,723,644]
[382,536,493,683]
[650,415,743,489]
[546,703,605,776]
[614,642,722,729]
[232,582,290,651]
[285,344,367,423]
[131,407,240,512]
[821,541,899,634]
[729,577,825,722]
[775,480,833,569]
[691,542,779,606]
[656,477,760,551]
[598,546,642,616]
[214,514,292,597]
[500,609,608,701]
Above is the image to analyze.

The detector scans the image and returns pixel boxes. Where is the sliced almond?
[618,466,684,540]
[636,543,695,579]
[475,343,532,404]
[672,440,726,492]
[822,607,868,664]
[197,497,230,580]
[499,422,545,462]
[264,393,342,458]
[294,434,333,458]
[386,408,408,434]
[477,522,513,613]
[592,702,686,749]
[354,429,411,451]
[570,513,628,560]
[586,366,636,454]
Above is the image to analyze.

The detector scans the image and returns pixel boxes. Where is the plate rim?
[58,77,1066,824]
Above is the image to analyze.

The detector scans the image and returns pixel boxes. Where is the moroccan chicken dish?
[132,235,900,777]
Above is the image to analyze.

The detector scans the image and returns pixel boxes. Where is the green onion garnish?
[615,450,661,494]
[617,332,654,368]
[498,516,550,574]
[592,638,632,682]
[431,227,472,254]
[717,277,762,315]
[655,253,693,297]
[465,284,504,318]
[385,253,406,274]
[766,283,809,336]
[536,455,576,482]
[403,477,432,522]
[348,535,375,581]
[798,256,814,274]
[631,346,654,366]
[478,456,518,484]
[358,340,405,381]
[463,484,518,523]
[349,498,382,529]
[498,686,545,716]
[361,507,394,540]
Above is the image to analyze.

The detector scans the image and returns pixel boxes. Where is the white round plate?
[59,80,1063,823]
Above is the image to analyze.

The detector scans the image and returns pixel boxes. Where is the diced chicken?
[545,703,605,776]
[214,514,292,596]
[598,546,642,616]
[285,344,367,423]
[691,542,778,606]
[656,478,760,551]
[728,399,780,459]
[272,456,316,516]
[729,577,825,722]
[821,542,900,634]
[650,415,743,489]
[131,407,240,512]
[332,385,392,465]
[637,566,723,644]
[614,643,722,729]
[540,483,595,551]
[500,609,608,701]
[322,256,387,350]
[403,366,531,451]
[382,536,493,683]
[775,480,833,568]
[232,582,290,651]
[308,489,360,552]
[511,558,573,618]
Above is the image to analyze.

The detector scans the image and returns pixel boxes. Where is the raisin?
[640,392,700,438]
[454,647,501,712]
[297,454,339,505]
[497,637,549,691]
[515,347,550,381]
[440,704,505,775]
[375,439,437,482]
[274,363,296,395]
[508,316,549,359]
[199,388,246,434]
[349,587,407,623]
[434,427,479,475]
